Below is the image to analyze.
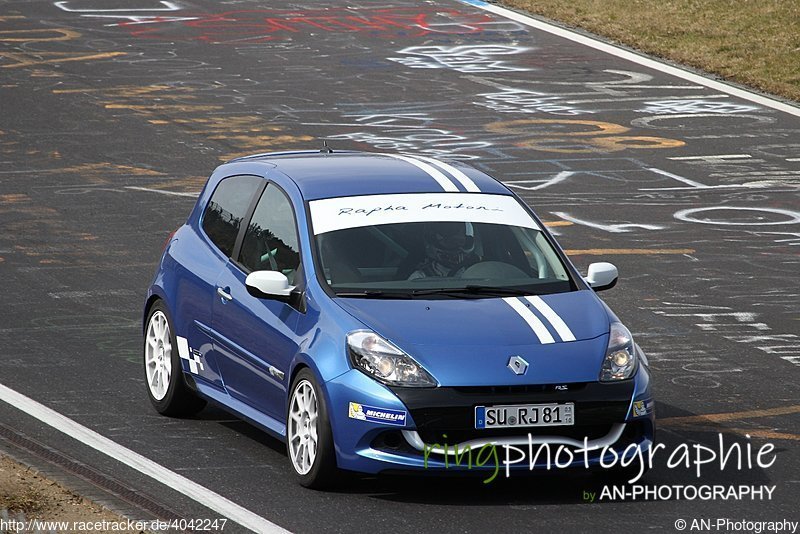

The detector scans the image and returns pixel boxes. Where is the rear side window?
[202,175,262,257]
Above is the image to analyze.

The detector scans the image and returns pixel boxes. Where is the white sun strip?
[413,156,481,193]
[383,154,459,192]
[0,384,290,534]
[525,296,576,342]
[503,297,555,344]
[457,0,800,118]
[309,193,541,234]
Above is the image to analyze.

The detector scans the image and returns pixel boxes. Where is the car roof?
[222,150,512,201]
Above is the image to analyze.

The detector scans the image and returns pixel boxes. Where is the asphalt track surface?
[0,1,798,532]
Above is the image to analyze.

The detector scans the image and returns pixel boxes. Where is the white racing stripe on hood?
[414,155,481,193]
[384,153,459,192]
[503,297,555,344]
[525,295,576,342]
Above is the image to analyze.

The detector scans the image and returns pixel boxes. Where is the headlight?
[600,322,637,381]
[347,331,437,387]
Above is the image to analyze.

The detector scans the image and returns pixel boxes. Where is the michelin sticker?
[349,402,407,426]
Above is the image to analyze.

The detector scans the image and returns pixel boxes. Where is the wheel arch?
[142,286,169,334]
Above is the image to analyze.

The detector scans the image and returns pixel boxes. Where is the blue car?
[143,150,654,487]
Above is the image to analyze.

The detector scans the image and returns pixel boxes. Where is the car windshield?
[309,193,574,298]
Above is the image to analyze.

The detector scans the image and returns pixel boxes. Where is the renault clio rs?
[142,150,655,487]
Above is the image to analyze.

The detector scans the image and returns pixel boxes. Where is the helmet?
[423,222,475,270]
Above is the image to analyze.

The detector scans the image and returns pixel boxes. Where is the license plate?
[475,403,574,429]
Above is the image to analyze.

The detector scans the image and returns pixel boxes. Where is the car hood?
[334,290,610,386]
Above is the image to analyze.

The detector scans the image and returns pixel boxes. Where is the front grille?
[416,423,614,445]
[389,381,634,446]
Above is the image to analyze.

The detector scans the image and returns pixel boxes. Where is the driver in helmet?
[408,221,480,280]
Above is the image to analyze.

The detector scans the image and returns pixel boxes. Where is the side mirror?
[585,262,618,291]
[245,270,294,300]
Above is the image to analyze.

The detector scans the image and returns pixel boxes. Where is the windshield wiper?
[336,285,533,299]
[411,285,532,297]
[335,290,413,299]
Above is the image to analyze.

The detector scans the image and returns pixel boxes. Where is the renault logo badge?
[507,355,529,375]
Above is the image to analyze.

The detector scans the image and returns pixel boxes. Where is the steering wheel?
[461,261,529,280]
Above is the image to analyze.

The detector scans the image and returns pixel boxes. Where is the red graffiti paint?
[114,8,514,44]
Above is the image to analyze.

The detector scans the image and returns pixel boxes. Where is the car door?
[212,183,304,422]
[177,174,264,389]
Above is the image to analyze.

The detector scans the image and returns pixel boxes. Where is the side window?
[201,175,263,257]
[238,185,301,284]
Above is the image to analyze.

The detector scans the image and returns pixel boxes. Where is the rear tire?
[143,300,206,417]
[287,368,338,489]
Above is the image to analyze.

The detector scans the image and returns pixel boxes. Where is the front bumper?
[325,365,654,476]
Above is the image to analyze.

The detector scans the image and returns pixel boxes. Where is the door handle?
[217,287,232,302]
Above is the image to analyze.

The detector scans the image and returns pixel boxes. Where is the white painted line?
[414,155,481,192]
[505,171,574,191]
[0,383,290,534]
[565,94,729,104]
[384,154,459,192]
[669,154,752,161]
[638,184,752,191]
[550,211,664,233]
[54,1,180,12]
[787,158,800,162]
[525,296,576,342]
[647,167,711,189]
[503,297,555,344]
[456,0,800,118]
[125,186,199,197]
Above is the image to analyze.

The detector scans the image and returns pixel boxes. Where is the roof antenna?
[320,140,334,154]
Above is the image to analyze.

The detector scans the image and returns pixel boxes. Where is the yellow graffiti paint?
[104,103,222,114]
[590,136,685,151]
[22,163,164,185]
[207,134,314,148]
[30,70,63,78]
[729,429,800,441]
[660,405,800,427]
[486,118,685,154]
[145,176,208,191]
[54,85,183,97]
[659,405,800,442]
[171,116,283,134]
[487,118,630,137]
[513,138,603,154]
[0,28,80,42]
[1,51,125,68]
[47,163,162,176]
[0,194,31,204]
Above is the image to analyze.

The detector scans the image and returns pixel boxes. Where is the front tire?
[287,368,338,489]
[143,300,205,416]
